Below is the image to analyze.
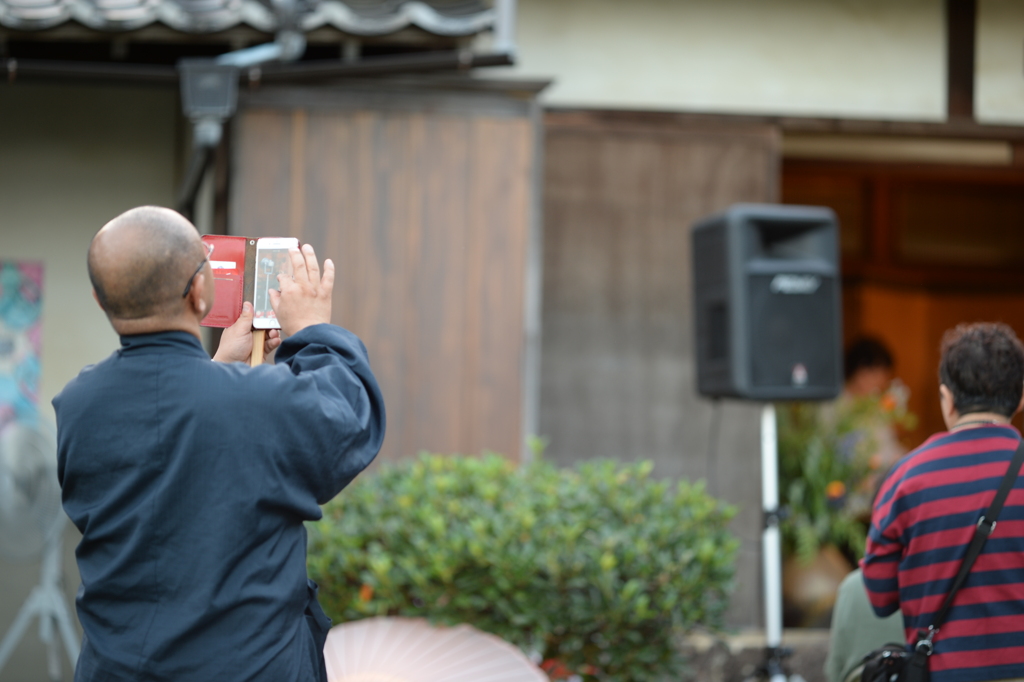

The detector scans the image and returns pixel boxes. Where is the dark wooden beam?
[546,108,1024,142]
[1,51,514,86]
[946,0,976,120]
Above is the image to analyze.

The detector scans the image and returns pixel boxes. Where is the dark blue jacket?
[53,324,385,682]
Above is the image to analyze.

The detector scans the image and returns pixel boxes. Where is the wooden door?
[541,111,780,627]
[230,82,543,463]
[784,159,1024,443]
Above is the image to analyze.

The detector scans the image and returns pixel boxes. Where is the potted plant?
[776,385,916,626]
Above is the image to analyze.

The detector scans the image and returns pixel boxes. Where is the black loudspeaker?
[692,203,842,401]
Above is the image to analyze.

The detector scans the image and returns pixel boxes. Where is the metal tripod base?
[0,531,80,681]
[744,646,805,682]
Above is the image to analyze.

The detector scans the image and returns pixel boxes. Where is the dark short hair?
[939,323,1024,418]
[844,337,893,381]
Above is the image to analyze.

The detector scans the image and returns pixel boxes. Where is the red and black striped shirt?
[862,425,1024,682]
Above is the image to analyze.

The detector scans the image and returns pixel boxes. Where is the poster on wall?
[0,262,42,429]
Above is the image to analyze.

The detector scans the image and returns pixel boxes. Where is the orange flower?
[541,659,574,680]
[880,394,897,412]
[825,480,846,499]
[359,583,374,602]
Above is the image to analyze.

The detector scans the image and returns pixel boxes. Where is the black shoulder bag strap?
[914,437,1024,655]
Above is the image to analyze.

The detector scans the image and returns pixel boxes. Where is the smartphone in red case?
[199,235,301,329]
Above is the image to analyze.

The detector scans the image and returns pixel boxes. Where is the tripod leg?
[45,619,62,682]
[0,589,43,674]
[41,524,81,667]
[51,588,80,666]
[38,605,63,681]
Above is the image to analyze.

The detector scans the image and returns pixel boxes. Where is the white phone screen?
[252,237,298,329]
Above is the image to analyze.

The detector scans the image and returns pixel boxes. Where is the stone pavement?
[681,629,831,682]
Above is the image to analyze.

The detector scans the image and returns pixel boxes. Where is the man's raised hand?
[268,243,334,337]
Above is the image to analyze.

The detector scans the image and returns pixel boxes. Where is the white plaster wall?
[976,0,1024,125]
[0,83,179,415]
[496,0,947,120]
[0,82,179,682]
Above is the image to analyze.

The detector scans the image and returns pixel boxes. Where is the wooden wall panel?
[541,110,780,627]
[230,86,540,462]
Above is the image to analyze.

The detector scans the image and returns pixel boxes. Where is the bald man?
[54,207,385,682]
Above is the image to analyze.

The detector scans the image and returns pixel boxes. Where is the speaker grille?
[747,274,837,390]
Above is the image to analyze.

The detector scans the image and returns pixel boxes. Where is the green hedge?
[307,454,738,682]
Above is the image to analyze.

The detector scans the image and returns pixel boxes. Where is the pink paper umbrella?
[323,617,549,682]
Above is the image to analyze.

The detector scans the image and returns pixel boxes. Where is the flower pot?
[782,544,853,627]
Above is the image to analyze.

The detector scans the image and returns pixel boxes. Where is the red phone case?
[201,235,247,328]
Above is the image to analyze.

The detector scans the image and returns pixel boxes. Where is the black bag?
[860,439,1024,682]
[861,640,930,682]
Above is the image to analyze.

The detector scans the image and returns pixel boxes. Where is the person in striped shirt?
[862,322,1024,682]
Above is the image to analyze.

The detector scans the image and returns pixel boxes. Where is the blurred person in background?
[844,338,895,398]
[819,337,910,521]
[842,337,907,473]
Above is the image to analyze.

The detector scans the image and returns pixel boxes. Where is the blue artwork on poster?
[0,262,42,429]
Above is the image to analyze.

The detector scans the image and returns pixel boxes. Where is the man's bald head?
[88,206,204,321]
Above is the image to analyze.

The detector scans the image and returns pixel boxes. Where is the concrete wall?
[0,82,179,682]
[977,0,1024,125]
[498,0,947,120]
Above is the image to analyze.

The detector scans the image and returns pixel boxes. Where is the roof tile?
[0,0,493,35]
